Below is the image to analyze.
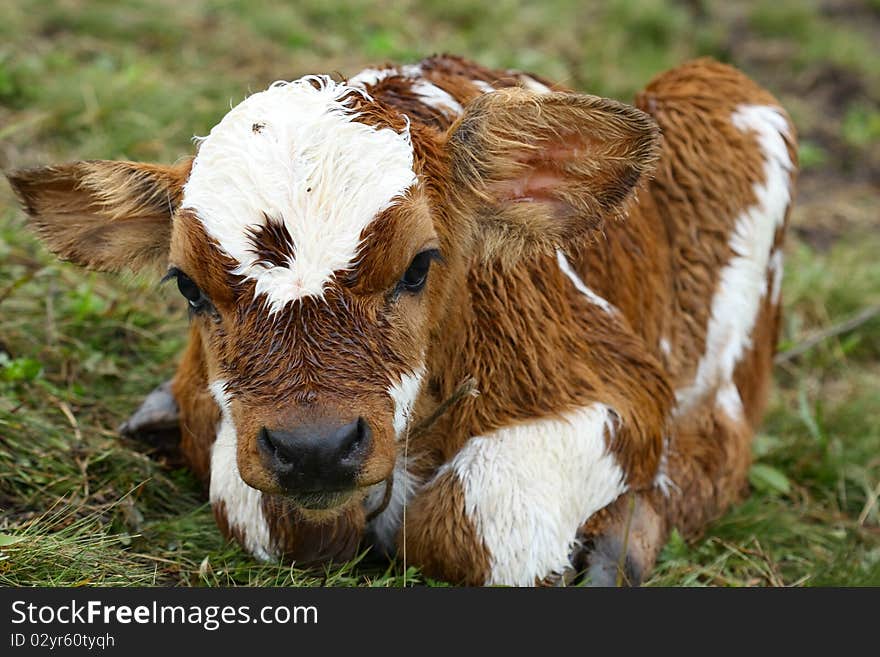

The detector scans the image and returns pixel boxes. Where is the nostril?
[338,416,372,462]
[356,416,370,445]
[258,426,273,452]
[259,426,293,465]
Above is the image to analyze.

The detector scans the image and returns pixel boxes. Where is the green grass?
[1,0,879,586]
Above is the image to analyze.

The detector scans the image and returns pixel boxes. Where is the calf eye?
[177,273,204,306]
[398,249,440,294]
[163,268,211,314]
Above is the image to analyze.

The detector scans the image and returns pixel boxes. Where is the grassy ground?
[1,0,878,587]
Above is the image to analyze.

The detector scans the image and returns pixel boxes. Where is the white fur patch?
[653,436,677,497]
[182,76,416,313]
[350,64,465,117]
[472,80,495,94]
[363,365,426,552]
[556,250,617,315]
[410,80,464,117]
[348,64,423,88]
[716,381,744,421]
[208,380,275,561]
[516,74,552,94]
[388,365,426,439]
[364,457,420,554]
[445,404,627,586]
[348,67,397,87]
[676,105,793,414]
[768,248,784,305]
[659,337,672,356]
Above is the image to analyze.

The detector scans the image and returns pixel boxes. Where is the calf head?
[7,75,658,517]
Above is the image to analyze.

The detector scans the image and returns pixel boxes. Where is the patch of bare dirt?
[704,0,880,248]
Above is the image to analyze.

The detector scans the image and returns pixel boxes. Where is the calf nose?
[258,417,371,492]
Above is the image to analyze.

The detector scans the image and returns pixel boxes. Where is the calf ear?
[447,88,659,264]
[6,158,192,275]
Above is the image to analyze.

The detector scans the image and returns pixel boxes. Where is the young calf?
[7,55,796,585]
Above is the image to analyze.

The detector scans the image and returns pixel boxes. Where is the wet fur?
[7,56,797,585]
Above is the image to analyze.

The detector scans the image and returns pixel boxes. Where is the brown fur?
[262,496,365,564]
[633,59,790,387]
[7,55,797,586]
[403,469,492,586]
[447,89,660,266]
[171,328,218,484]
[246,215,296,270]
[6,158,192,275]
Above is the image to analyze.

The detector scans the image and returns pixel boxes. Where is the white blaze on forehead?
[182,76,417,312]
[676,104,793,415]
[208,380,275,561]
[442,403,627,586]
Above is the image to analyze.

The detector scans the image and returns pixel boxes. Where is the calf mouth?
[284,489,356,512]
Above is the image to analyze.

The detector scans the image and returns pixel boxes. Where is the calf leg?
[404,403,629,586]
[660,391,755,539]
[576,491,667,587]
[576,395,755,586]
[119,380,179,444]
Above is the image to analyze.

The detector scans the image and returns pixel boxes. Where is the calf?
[7,55,797,585]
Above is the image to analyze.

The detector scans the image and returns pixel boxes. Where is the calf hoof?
[581,534,645,587]
[574,492,667,587]
[118,380,181,455]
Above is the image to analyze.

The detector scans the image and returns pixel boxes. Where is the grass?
[1,0,879,587]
